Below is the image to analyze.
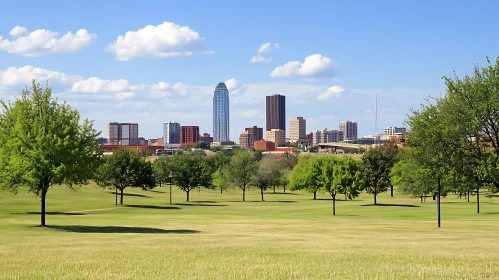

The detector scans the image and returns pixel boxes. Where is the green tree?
[0,81,102,226]
[153,157,172,187]
[212,166,231,194]
[391,154,436,203]
[252,157,273,201]
[317,156,364,215]
[361,145,394,205]
[96,149,155,205]
[288,156,323,199]
[227,151,258,201]
[169,154,214,201]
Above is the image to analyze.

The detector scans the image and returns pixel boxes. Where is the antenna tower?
[374,93,378,145]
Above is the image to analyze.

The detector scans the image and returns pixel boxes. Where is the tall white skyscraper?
[213,82,230,142]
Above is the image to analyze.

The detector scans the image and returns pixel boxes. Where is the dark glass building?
[266,94,286,132]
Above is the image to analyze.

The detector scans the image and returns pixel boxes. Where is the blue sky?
[1,0,499,140]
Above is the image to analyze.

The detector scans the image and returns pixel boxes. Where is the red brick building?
[200,132,213,144]
[180,126,200,147]
[254,140,275,151]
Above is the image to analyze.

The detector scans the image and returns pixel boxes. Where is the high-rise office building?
[383,126,405,136]
[312,129,344,145]
[245,126,263,142]
[163,122,180,144]
[289,116,306,142]
[180,126,200,147]
[339,120,358,140]
[266,94,286,132]
[213,82,230,142]
[239,131,253,150]
[265,129,286,147]
[106,122,139,145]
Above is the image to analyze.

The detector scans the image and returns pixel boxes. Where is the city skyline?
[1,2,498,140]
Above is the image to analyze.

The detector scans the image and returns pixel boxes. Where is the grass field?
[1,184,499,279]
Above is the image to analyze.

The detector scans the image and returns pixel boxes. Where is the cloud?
[250,55,272,64]
[0,65,78,87]
[0,27,96,57]
[250,42,278,64]
[151,82,170,91]
[201,50,215,55]
[316,85,345,100]
[224,78,239,91]
[71,77,130,93]
[270,54,338,78]
[258,42,279,54]
[115,92,134,100]
[172,82,188,96]
[9,26,28,37]
[106,21,204,60]
[239,110,264,118]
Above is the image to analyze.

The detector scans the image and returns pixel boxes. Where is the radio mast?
[374,93,378,145]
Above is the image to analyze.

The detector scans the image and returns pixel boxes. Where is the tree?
[288,156,323,199]
[96,149,155,205]
[169,154,214,201]
[391,153,436,203]
[0,81,102,226]
[254,150,264,161]
[227,151,258,201]
[252,157,272,201]
[212,166,231,194]
[153,157,172,187]
[309,146,319,153]
[361,145,394,205]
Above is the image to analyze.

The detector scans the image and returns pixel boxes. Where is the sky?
[1,0,499,141]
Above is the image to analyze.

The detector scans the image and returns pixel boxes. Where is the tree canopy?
[0,81,102,226]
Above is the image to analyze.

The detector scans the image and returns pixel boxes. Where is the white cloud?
[0,27,96,57]
[239,110,264,118]
[201,50,215,55]
[250,42,278,64]
[270,54,338,78]
[224,78,239,91]
[151,82,170,91]
[71,77,130,93]
[316,85,345,100]
[106,21,204,61]
[250,55,272,64]
[115,92,134,100]
[258,42,279,54]
[172,82,188,96]
[9,26,28,37]
[0,65,78,87]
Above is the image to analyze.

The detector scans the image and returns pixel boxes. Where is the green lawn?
[1,184,499,279]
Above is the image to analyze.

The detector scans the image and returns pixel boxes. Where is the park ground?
[1,185,499,279]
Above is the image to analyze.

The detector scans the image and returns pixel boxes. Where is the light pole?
[169,171,173,205]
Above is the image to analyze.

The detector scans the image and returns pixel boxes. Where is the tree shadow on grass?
[106,192,151,198]
[250,200,297,203]
[149,190,167,194]
[361,203,420,207]
[265,192,299,195]
[315,198,363,201]
[483,212,499,215]
[192,201,219,203]
[485,194,499,198]
[12,212,85,216]
[46,225,200,234]
[175,203,227,207]
[125,205,181,210]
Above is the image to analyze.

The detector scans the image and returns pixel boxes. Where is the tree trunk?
[332,193,336,215]
[160,182,162,188]
[390,185,393,197]
[243,187,246,202]
[467,191,470,202]
[261,188,264,201]
[115,187,118,206]
[120,188,124,205]
[273,186,276,193]
[283,185,286,193]
[477,188,480,214]
[420,196,423,203]
[186,190,190,202]
[41,189,47,227]
[374,193,377,205]
[313,191,316,200]
[220,188,223,194]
